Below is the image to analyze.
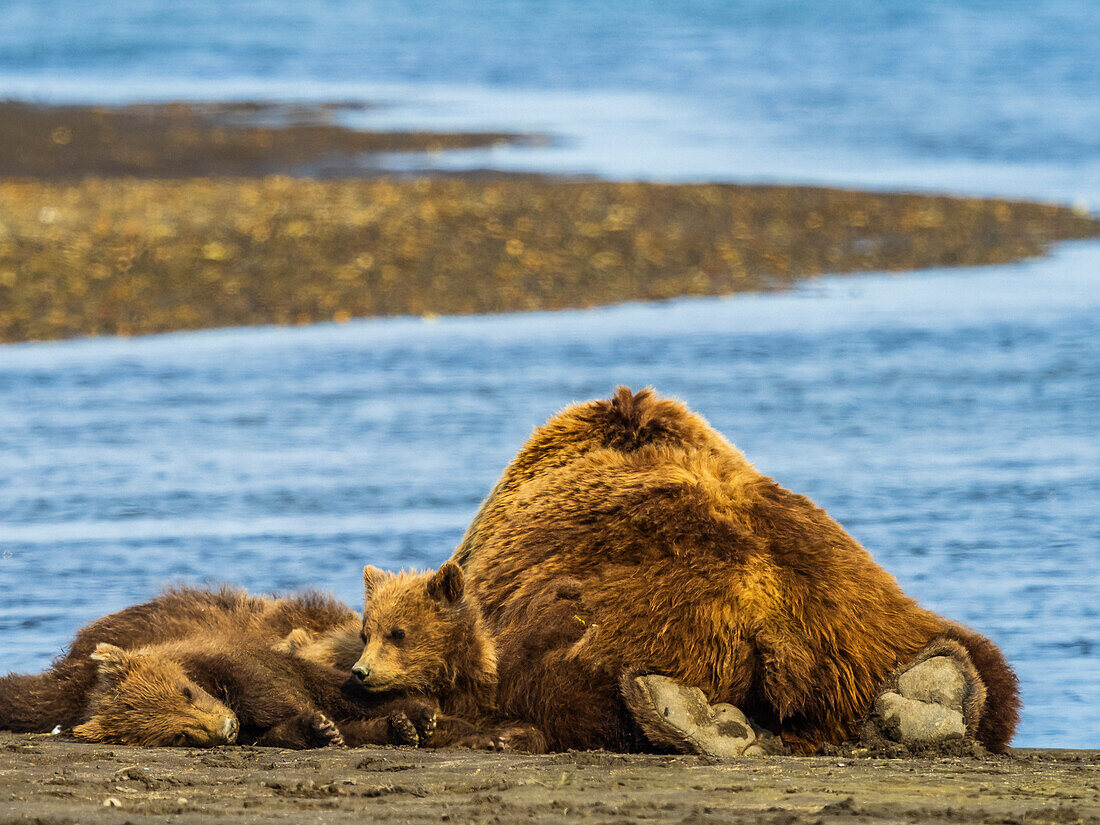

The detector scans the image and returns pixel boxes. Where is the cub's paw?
[622,674,783,757]
[453,730,543,756]
[457,731,504,751]
[865,639,985,749]
[308,712,346,748]
[387,712,420,747]
[491,724,548,754]
[406,701,438,747]
[456,726,545,753]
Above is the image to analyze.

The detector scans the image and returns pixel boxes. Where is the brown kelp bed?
[0,174,1097,343]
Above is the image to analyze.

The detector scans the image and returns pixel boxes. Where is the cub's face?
[351,562,467,693]
[74,643,239,747]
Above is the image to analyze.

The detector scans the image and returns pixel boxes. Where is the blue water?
[1,1,1099,747]
[2,247,1098,746]
[1,1,1099,201]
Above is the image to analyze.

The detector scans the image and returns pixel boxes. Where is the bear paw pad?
[865,643,986,750]
[623,674,781,757]
[873,691,965,745]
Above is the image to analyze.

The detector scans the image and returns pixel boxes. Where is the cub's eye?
[360,629,370,645]
[182,687,194,702]
[389,628,406,642]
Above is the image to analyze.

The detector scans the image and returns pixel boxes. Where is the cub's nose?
[351,663,372,682]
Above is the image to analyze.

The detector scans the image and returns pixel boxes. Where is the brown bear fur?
[72,643,240,747]
[351,563,496,720]
[57,586,360,666]
[1,586,358,735]
[0,588,435,749]
[452,386,1020,754]
[69,638,434,748]
[339,563,546,752]
[491,576,649,752]
[273,623,364,671]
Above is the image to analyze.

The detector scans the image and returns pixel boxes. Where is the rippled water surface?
[2,245,1098,746]
[2,0,1099,748]
[3,1,1099,201]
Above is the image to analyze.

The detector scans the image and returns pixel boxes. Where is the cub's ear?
[363,565,385,600]
[89,643,132,681]
[426,561,465,605]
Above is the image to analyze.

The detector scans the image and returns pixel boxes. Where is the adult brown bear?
[451,387,1020,754]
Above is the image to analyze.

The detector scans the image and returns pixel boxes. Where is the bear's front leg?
[348,695,439,746]
[337,713,421,747]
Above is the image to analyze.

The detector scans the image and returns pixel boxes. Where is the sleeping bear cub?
[0,587,435,748]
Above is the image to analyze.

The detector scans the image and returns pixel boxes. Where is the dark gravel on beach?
[1,733,1097,825]
[0,100,527,179]
[2,174,1097,343]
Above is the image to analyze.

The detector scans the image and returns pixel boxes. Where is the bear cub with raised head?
[291,563,546,751]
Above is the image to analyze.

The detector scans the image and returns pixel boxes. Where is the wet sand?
[1,100,1097,343]
[2,733,1097,824]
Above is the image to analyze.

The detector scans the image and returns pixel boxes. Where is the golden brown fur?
[59,585,360,664]
[331,564,545,751]
[71,637,433,748]
[453,387,1020,753]
[273,621,364,670]
[1,587,433,749]
[353,564,498,723]
[72,643,239,747]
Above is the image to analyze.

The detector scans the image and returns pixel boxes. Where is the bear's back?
[63,587,358,666]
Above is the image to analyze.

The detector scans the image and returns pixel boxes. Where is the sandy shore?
[1,100,1098,343]
[2,733,1096,824]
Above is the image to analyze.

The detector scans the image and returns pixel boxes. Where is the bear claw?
[411,705,437,747]
[306,711,345,748]
[388,712,419,747]
[457,725,546,753]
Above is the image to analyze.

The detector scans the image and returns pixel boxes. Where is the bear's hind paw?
[622,674,783,757]
[864,638,987,751]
